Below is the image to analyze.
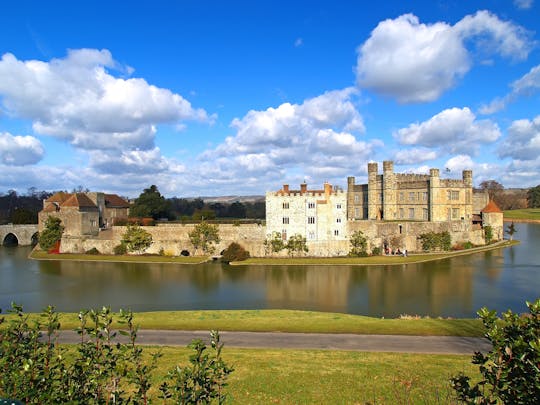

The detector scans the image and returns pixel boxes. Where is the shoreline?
[28,240,518,266]
[503,218,540,224]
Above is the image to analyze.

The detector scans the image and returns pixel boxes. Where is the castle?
[265,161,503,255]
[37,161,503,256]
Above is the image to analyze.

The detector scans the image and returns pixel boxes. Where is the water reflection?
[1,223,539,317]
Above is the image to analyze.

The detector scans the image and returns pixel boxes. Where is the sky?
[0,0,539,197]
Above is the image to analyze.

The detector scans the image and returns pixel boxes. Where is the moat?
[1,222,539,318]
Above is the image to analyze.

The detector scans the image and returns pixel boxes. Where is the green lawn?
[2,309,485,337]
[142,347,478,403]
[29,250,209,264]
[504,208,540,221]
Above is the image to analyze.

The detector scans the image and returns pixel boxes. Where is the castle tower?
[367,162,378,220]
[382,161,396,220]
[429,168,441,221]
[347,176,355,220]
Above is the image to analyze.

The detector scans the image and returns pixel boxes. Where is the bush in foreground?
[0,304,232,404]
[451,298,540,404]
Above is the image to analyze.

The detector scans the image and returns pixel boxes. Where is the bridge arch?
[3,233,19,246]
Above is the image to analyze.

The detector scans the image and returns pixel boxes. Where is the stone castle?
[38,161,504,256]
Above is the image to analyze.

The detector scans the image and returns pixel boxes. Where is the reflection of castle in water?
[264,260,478,317]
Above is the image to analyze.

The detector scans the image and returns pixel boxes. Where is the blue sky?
[0,0,539,197]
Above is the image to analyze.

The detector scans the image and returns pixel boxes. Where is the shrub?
[189,222,220,255]
[371,246,382,256]
[38,216,64,251]
[113,217,129,226]
[222,242,250,262]
[451,298,540,404]
[113,243,127,255]
[264,232,285,255]
[85,247,100,255]
[349,230,368,257]
[484,225,493,244]
[121,224,153,254]
[286,234,309,257]
[419,231,451,251]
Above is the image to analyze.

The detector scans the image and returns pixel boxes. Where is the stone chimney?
[324,182,332,196]
[300,183,307,194]
[283,184,289,194]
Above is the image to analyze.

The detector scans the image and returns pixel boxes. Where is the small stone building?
[39,192,129,237]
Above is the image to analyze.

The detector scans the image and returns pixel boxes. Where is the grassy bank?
[148,347,477,403]
[29,250,209,264]
[236,240,517,266]
[3,309,485,336]
[504,208,540,221]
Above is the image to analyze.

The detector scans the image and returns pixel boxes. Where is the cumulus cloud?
[356,11,532,103]
[0,49,212,153]
[0,132,44,165]
[480,64,540,114]
[394,107,501,154]
[498,116,540,161]
[199,88,380,189]
[393,148,437,165]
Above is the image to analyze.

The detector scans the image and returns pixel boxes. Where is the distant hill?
[199,195,265,203]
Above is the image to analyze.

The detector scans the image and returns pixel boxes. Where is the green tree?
[38,216,64,251]
[506,221,517,241]
[121,224,153,254]
[484,225,493,244]
[451,299,540,404]
[286,234,308,257]
[527,185,540,208]
[11,208,37,224]
[264,232,285,255]
[130,185,170,220]
[189,222,220,255]
[349,230,368,257]
[479,180,505,206]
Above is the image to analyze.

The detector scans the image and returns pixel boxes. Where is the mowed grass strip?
[29,250,208,264]
[4,310,484,336]
[136,347,479,403]
[504,208,540,221]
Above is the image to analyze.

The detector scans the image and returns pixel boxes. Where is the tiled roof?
[46,191,71,204]
[481,200,502,213]
[104,194,130,208]
[62,193,98,208]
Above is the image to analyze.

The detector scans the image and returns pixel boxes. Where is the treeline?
[0,189,52,225]
[477,181,540,210]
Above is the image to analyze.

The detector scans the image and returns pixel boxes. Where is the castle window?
[399,192,404,201]
[354,208,360,218]
[423,208,429,220]
[282,202,289,209]
[334,230,339,236]
[282,217,289,224]
[308,231,315,240]
[452,191,459,200]
[354,194,360,203]
[282,229,287,240]
[90,219,97,227]
[409,192,415,201]
[399,208,404,219]
[409,208,415,219]
[422,192,428,201]
[336,218,341,223]
[336,203,342,209]
[308,217,315,224]
[308,202,315,209]
[452,208,459,219]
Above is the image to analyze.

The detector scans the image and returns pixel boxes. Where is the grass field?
[29,250,208,264]
[125,346,478,403]
[1,309,485,337]
[504,208,540,221]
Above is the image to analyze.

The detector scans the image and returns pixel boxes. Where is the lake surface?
[1,223,539,317]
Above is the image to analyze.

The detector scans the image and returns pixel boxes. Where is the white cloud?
[0,132,44,165]
[499,116,540,160]
[394,107,500,155]
[514,0,533,10]
[199,88,380,190]
[0,49,212,152]
[356,11,532,103]
[294,38,303,47]
[393,148,437,165]
[480,65,540,114]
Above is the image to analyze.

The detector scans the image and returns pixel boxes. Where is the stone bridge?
[0,224,39,246]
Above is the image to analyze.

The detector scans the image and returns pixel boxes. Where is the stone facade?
[348,161,478,222]
[38,192,129,237]
[265,182,347,243]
